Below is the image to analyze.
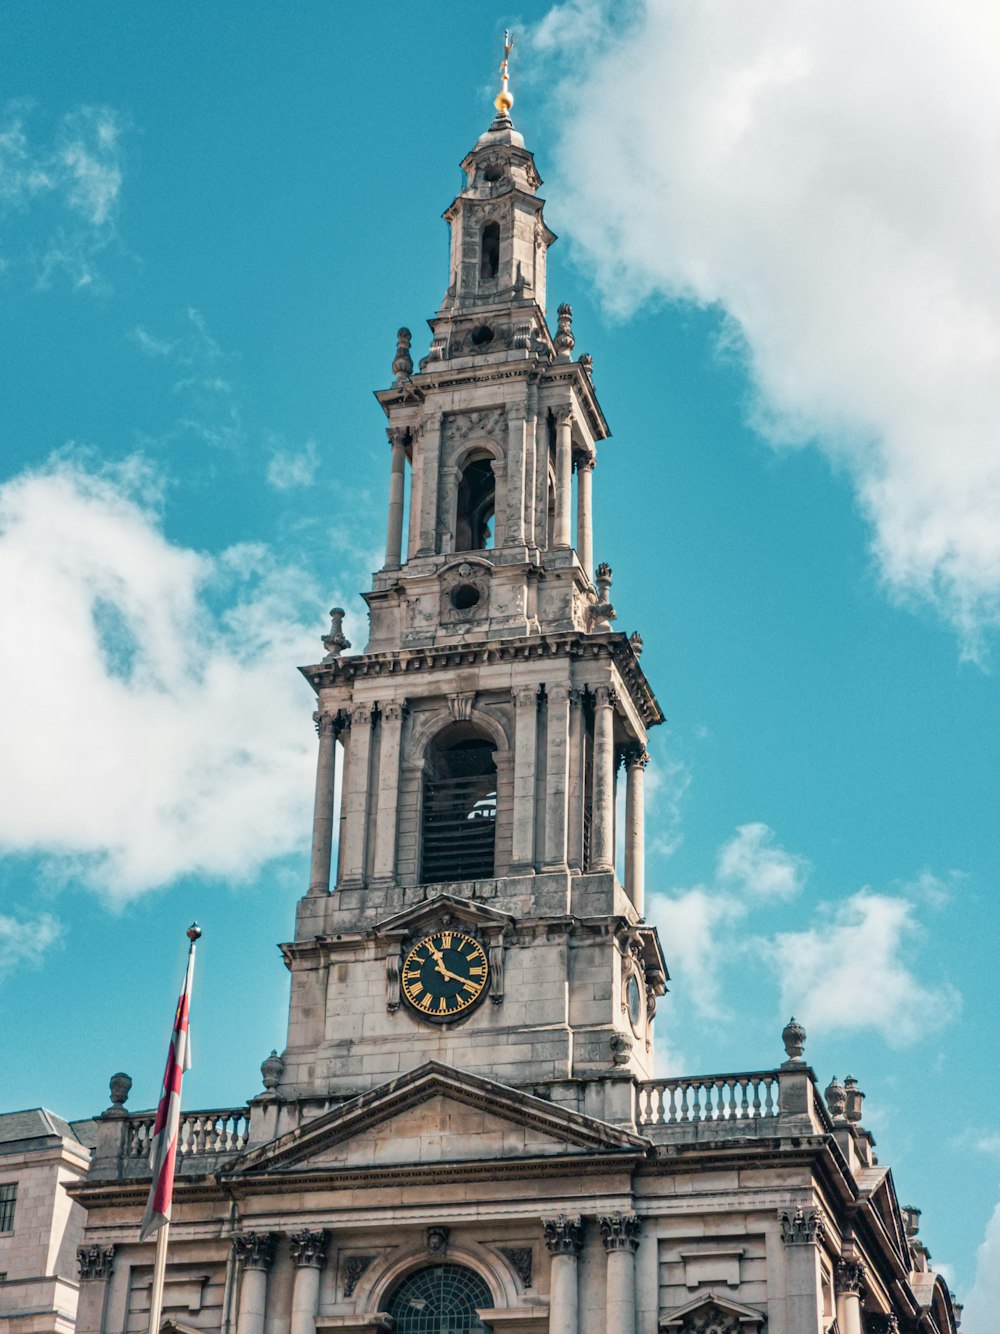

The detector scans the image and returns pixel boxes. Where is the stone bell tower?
[278,76,668,1124]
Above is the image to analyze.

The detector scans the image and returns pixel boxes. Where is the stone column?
[542,684,570,871]
[416,410,443,556]
[590,685,616,872]
[553,408,574,548]
[290,1231,327,1334]
[623,748,648,915]
[233,1233,276,1334]
[340,702,373,887]
[836,1259,866,1334]
[599,1214,641,1334]
[506,409,527,546]
[439,465,460,555]
[76,1244,116,1334]
[566,689,584,872]
[543,1217,583,1334]
[308,712,339,896]
[384,428,406,569]
[778,1208,826,1332]
[372,701,405,882]
[576,455,595,580]
[511,685,539,873]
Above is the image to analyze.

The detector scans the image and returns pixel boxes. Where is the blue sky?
[2,2,999,1321]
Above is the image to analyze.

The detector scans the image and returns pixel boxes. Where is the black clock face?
[626,974,642,1029]
[402,930,490,1021]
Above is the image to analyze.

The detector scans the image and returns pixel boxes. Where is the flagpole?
[148,1220,170,1334]
[145,924,201,1334]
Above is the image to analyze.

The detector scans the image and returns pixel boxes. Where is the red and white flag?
[139,937,197,1242]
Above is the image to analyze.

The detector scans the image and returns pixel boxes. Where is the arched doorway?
[385,1264,493,1334]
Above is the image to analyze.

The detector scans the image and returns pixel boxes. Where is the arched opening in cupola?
[421,726,497,884]
[480,221,500,280]
[455,455,495,552]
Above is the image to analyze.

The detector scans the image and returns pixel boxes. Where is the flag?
[139,939,196,1242]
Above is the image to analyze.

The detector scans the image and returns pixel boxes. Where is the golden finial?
[495,29,514,118]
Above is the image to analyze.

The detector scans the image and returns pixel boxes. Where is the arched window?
[421,728,497,884]
[455,456,495,552]
[480,222,500,280]
[386,1265,493,1334]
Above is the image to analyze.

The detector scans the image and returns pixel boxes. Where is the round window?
[470,325,495,346]
[451,584,481,611]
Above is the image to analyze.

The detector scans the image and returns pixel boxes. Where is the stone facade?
[67,78,960,1334]
[0,1109,94,1334]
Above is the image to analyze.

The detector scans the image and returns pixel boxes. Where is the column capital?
[779,1207,825,1246]
[552,404,574,427]
[77,1244,115,1281]
[835,1257,867,1296]
[350,701,374,728]
[313,710,340,738]
[513,684,539,709]
[386,426,408,448]
[592,683,618,709]
[598,1212,641,1253]
[542,1215,583,1257]
[545,682,572,706]
[290,1229,328,1269]
[624,745,650,770]
[233,1232,277,1272]
[574,452,596,473]
[381,700,407,725]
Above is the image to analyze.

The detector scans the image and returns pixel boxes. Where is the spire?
[491,30,515,130]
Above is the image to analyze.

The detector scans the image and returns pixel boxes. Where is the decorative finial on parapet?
[843,1074,865,1123]
[824,1076,847,1120]
[579,352,594,380]
[322,607,351,661]
[105,1071,132,1117]
[554,303,575,360]
[629,630,644,658]
[493,30,515,124]
[901,1205,921,1239]
[261,1049,284,1094]
[781,1016,806,1063]
[392,327,413,383]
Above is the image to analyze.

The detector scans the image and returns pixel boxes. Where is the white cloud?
[0,102,125,289]
[533,0,1000,647]
[0,456,338,899]
[0,912,62,977]
[961,1200,1000,1334]
[267,438,320,491]
[766,890,960,1046]
[648,886,745,1018]
[716,821,808,900]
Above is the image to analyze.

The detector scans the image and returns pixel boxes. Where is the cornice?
[300,631,664,728]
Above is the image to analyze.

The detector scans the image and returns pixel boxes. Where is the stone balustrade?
[124,1108,250,1160]
[638,1071,780,1127]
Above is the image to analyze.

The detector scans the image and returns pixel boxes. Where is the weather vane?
[495,29,514,119]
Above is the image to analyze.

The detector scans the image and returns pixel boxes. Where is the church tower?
[71,48,961,1334]
[281,67,668,1120]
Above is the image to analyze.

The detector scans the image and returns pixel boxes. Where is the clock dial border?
[401,929,491,1024]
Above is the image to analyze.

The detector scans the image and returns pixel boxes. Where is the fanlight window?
[386,1264,493,1334]
[455,456,495,552]
[421,731,497,884]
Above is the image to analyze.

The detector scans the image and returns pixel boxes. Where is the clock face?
[626,974,643,1030]
[402,930,490,1022]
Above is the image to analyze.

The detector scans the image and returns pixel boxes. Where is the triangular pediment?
[374,893,513,939]
[232,1062,648,1177]
[858,1166,910,1264]
[660,1291,765,1330]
